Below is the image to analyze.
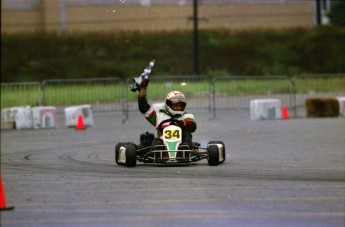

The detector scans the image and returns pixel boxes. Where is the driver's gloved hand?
[178,120,186,128]
[141,76,149,89]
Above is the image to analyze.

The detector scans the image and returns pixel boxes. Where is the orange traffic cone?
[76,114,85,130]
[0,175,14,211]
[281,105,289,120]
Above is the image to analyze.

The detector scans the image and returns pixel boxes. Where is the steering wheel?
[157,118,180,132]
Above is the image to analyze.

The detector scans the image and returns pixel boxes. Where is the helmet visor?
[171,102,186,111]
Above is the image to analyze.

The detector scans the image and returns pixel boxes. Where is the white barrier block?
[250,99,282,120]
[32,106,57,129]
[14,106,33,129]
[1,107,17,122]
[1,108,11,122]
[337,97,345,117]
[64,104,94,127]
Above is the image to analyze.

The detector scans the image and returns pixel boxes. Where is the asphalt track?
[1,109,345,227]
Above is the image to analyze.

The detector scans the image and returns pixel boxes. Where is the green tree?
[328,1,345,25]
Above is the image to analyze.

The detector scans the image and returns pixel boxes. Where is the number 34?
[164,130,180,139]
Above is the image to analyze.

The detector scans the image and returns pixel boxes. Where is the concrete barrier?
[14,106,33,129]
[65,104,94,127]
[32,106,57,129]
[337,97,345,117]
[250,99,282,120]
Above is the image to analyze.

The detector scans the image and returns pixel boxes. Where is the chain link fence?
[1,75,344,120]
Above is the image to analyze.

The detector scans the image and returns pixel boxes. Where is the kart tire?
[115,142,127,165]
[124,143,137,167]
[207,144,220,166]
[208,141,226,163]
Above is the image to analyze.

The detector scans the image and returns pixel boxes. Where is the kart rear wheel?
[124,143,137,167]
[115,142,127,165]
[208,141,226,163]
[207,144,220,166]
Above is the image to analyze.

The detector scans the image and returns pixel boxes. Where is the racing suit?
[138,90,196,146]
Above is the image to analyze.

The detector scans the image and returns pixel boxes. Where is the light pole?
[316,0,322,26]
[193,0,199,75]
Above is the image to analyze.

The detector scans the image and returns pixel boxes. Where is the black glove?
[178,120,186,128]
[140,76,149,90]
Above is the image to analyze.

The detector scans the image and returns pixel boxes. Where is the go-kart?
[115,119,226,167]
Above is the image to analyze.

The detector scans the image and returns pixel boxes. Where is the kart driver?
[137,79,197,147]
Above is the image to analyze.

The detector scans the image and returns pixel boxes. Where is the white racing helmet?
[165,91,187,117]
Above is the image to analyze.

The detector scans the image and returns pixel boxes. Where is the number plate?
[164,128,180,140]
[162,125,182,159]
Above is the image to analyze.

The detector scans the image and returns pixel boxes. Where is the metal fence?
[126,76,212,109]
[41,78,125,113]
[1,75,344,120]
[1,82,41,107]
[210,76,294,118]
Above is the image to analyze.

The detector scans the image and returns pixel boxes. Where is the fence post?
[290,78,297,117]
[210,77,217,120]
[122,80,129,123]
[41,81,46,106]
[208,77,212,112]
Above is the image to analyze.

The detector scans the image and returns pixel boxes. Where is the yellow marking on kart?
[164,129,180,140]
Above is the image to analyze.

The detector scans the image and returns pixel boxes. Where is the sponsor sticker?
[118,146,126,164]
[218,144,224,162]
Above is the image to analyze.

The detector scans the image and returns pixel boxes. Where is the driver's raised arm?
[138,88,150,114]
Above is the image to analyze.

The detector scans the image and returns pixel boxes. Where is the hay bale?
[305,98,339,118]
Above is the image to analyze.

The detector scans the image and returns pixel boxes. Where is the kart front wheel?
[208,141,226,164]
[207,144,220,166]
[124,143,137,167]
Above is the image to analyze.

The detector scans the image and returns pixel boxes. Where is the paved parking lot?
[1,110,344,226]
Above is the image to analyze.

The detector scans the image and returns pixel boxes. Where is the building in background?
[1,0,331,33]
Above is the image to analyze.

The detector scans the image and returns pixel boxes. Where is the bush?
[328,1,345,25]
[1,27,345,82]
